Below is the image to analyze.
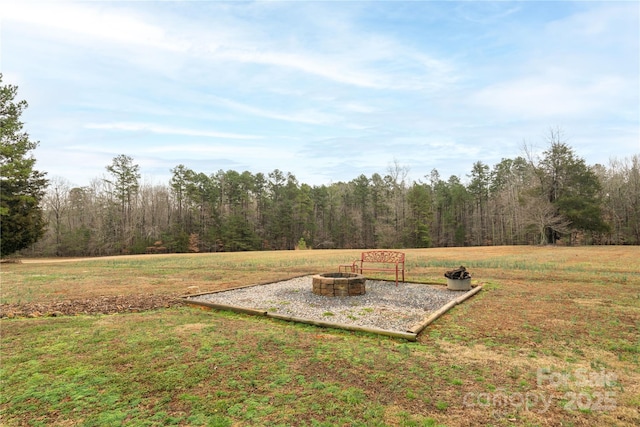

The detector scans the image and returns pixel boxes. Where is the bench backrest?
[361,250,405,264]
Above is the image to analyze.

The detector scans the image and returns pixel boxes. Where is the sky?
[1,0,639,188]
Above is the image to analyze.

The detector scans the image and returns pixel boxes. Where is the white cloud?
[140,143,295,160]
[3,1,457,93]
[214,49,390,90]
[84,122,262,140]
[545,2,638,42]
[2,2,185,51]
[211,96,337,125]
[471,78,589,117]
[341,103,377,114]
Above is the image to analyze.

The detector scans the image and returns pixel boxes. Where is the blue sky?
[2,0,638,187]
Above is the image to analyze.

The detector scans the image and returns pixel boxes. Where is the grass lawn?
[1,246,639,426]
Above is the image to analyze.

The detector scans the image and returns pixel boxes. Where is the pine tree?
[529,128,609,243]
[0,74,49,257]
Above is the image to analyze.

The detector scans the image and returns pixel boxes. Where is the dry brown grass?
[1,246,639,426]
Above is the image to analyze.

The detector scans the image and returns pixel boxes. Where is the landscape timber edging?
[178,273,313,299]
[183,299,268,317]
[408,285,483,335]
[266,312,418,341]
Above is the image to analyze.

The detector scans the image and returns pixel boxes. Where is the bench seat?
[340,250,405,286]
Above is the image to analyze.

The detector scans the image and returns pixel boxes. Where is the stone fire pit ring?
[312,272,366,297]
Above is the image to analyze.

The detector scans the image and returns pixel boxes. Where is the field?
[1,246,639,426]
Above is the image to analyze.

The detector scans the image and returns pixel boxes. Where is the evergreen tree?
[405,182,432,247]
[0,75,49,257]
[105,154,140,250]
[468,161,490,245]
[533,129,609,243]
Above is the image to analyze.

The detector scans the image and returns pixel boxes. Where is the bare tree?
[385,159,410,247]
[43,176,70,255]
[522,196,572,245]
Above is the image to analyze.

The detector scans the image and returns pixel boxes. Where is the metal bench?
[340,250,405,286]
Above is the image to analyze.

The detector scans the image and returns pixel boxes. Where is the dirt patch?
[0,294,180,318]
[174,323,209,334]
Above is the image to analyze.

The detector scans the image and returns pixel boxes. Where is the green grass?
[2,246,640,426]
[2,308,417,425]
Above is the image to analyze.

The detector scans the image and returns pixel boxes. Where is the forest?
[29,133,639,257]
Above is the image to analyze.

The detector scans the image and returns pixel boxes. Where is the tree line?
[30,141,639,257]
[2,75,639,258]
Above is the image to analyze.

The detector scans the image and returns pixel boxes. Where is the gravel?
[186,275,466,334]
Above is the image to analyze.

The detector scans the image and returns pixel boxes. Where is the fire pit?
[312,272,366,296]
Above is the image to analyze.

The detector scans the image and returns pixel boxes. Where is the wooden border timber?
[266,312,418,341]
[184,299,268,317]
[179,274,312,299]
[408,285,483,335]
